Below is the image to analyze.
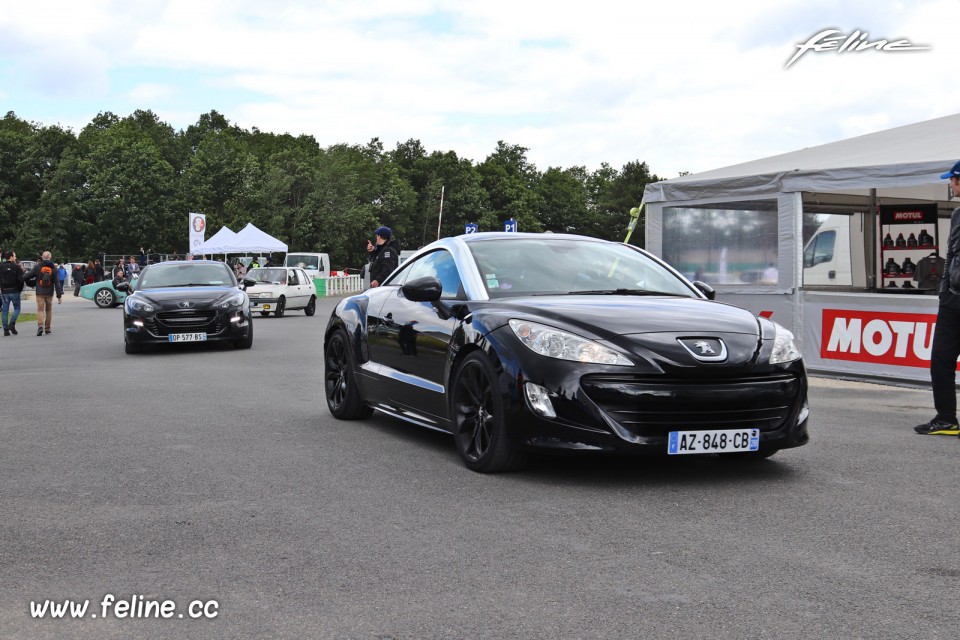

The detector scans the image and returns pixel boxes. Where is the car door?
[288,268,308,308]
[368,249,466,422]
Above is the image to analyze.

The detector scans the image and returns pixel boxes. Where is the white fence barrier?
[316,275,365,297]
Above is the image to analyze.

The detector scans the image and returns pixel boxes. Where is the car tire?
[259,311,270,317]
[451,352,527,473]
[124,339,142,354]
[94,288,115,308]
[275,296,285,318]
[233,319,253,349]
[325,329,372,419]
[304,296,316,316]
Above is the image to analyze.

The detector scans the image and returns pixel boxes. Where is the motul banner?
[189,213,206,255]
[820,308,941,369]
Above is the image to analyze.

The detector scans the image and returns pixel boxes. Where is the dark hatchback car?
[324,233,809,473]
[117,261,254,354]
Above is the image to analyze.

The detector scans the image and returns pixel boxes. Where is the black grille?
[581,373,800,438]
[149,309,224,336]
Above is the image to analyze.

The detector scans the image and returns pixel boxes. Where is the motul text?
[820,309,951,369]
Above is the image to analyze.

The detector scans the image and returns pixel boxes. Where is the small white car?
[244,267,317,317]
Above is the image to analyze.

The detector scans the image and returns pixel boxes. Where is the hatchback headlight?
[126,298,155,313]
[217,292,246,309]
[509,319,633,366]
[770,323,802,364]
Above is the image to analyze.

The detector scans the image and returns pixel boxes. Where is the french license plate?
[667,428,759,455]
[168,332,207,343]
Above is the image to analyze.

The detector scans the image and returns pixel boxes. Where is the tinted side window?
[401,250,464,299]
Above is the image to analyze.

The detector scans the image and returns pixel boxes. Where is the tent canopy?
[206,223,288,254]
[644,112,960,203]
[194,226,237,254]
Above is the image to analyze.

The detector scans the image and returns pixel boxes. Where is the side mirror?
[242,278,256,290]
[115,282,130,292]
[693,280,715,300]
[401,276,442,302]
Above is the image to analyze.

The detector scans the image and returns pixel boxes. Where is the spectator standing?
[72,263,84,296]
[57,263,67,290]
[94,259,104,282]
[84,260,96,285]
[1,249,24,336]
[22,251,63,336]
[125,256,140,280]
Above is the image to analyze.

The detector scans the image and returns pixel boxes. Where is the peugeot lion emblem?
[678,337,727,363]
[178,301,194,309]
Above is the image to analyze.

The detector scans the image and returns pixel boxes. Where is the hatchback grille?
[581,373,801,437]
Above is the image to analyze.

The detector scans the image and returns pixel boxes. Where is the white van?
[283,252,331,280]
[802,213,865,286]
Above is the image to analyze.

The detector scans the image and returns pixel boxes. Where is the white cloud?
[2,0,958,177]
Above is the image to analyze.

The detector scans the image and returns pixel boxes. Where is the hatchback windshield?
[285,254,320,270]
[137,263,235,289]
[467,238,696,298]
[246,268,288,284]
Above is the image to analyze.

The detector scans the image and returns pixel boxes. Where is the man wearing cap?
[916,160,960,436]
[367,226,400,287]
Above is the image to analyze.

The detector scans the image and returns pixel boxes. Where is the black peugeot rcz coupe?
[324,233,809,472]
[117,260,254,354]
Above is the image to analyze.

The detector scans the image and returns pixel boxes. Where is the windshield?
[467,238,697,299]
[246,268,287,284]
[285,254,319,270]
[138,263,235,289]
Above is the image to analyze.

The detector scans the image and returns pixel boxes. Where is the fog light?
[230,315,241,323]
[524,382,556,419]
[132,320,144,327]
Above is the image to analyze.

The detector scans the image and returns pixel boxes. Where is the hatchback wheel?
[275,296,286,318]
[325,329,372,419]
[451,352,526,473]
[304,296,316,316]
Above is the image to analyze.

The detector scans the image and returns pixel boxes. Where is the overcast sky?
[1,0,956,179]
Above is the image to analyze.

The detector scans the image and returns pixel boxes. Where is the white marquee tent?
[221,223,288,254]
[193,226,237,254]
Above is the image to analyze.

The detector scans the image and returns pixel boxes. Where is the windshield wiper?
[571,288,684,296]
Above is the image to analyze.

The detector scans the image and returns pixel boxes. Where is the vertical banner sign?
[504,219,518,233]
[189,213,206,255]
[465,223,478,234]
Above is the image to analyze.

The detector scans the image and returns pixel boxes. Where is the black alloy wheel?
[451,352,526,473]
[324,329,372,419]
[304,296,316,316]
[274,296,286,318]
[124,339,142,354]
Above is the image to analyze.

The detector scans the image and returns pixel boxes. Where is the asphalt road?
[1,292,958,639]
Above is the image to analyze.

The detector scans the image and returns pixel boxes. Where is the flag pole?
[436,186,445,240]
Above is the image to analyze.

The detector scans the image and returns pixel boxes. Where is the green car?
[79,279,131,308]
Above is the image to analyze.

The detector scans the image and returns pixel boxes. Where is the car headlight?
[508,319,633,366]
[217,292,246,309]
[125,298,155,313]
[770,323,802,364]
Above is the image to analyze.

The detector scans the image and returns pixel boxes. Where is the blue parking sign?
[504,219,518,233]
[465,223,478,234]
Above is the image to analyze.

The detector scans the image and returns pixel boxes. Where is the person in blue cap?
[367,226,400,287]
[916,159,960,435]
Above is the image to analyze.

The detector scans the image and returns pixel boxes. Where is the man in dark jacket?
[917,159,960,435]
[22,251,64,336]
[367,226,400,287]
[0,249,24,336]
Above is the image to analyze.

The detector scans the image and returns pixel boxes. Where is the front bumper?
[124,308,252,344]
[249,298,279,312]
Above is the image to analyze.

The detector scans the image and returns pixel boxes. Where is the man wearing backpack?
[22,251,63,336]
[0,250,24,336]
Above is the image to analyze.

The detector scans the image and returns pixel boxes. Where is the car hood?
[475,295,761,338]
[474,295,776,372]
[131,287,238,308]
